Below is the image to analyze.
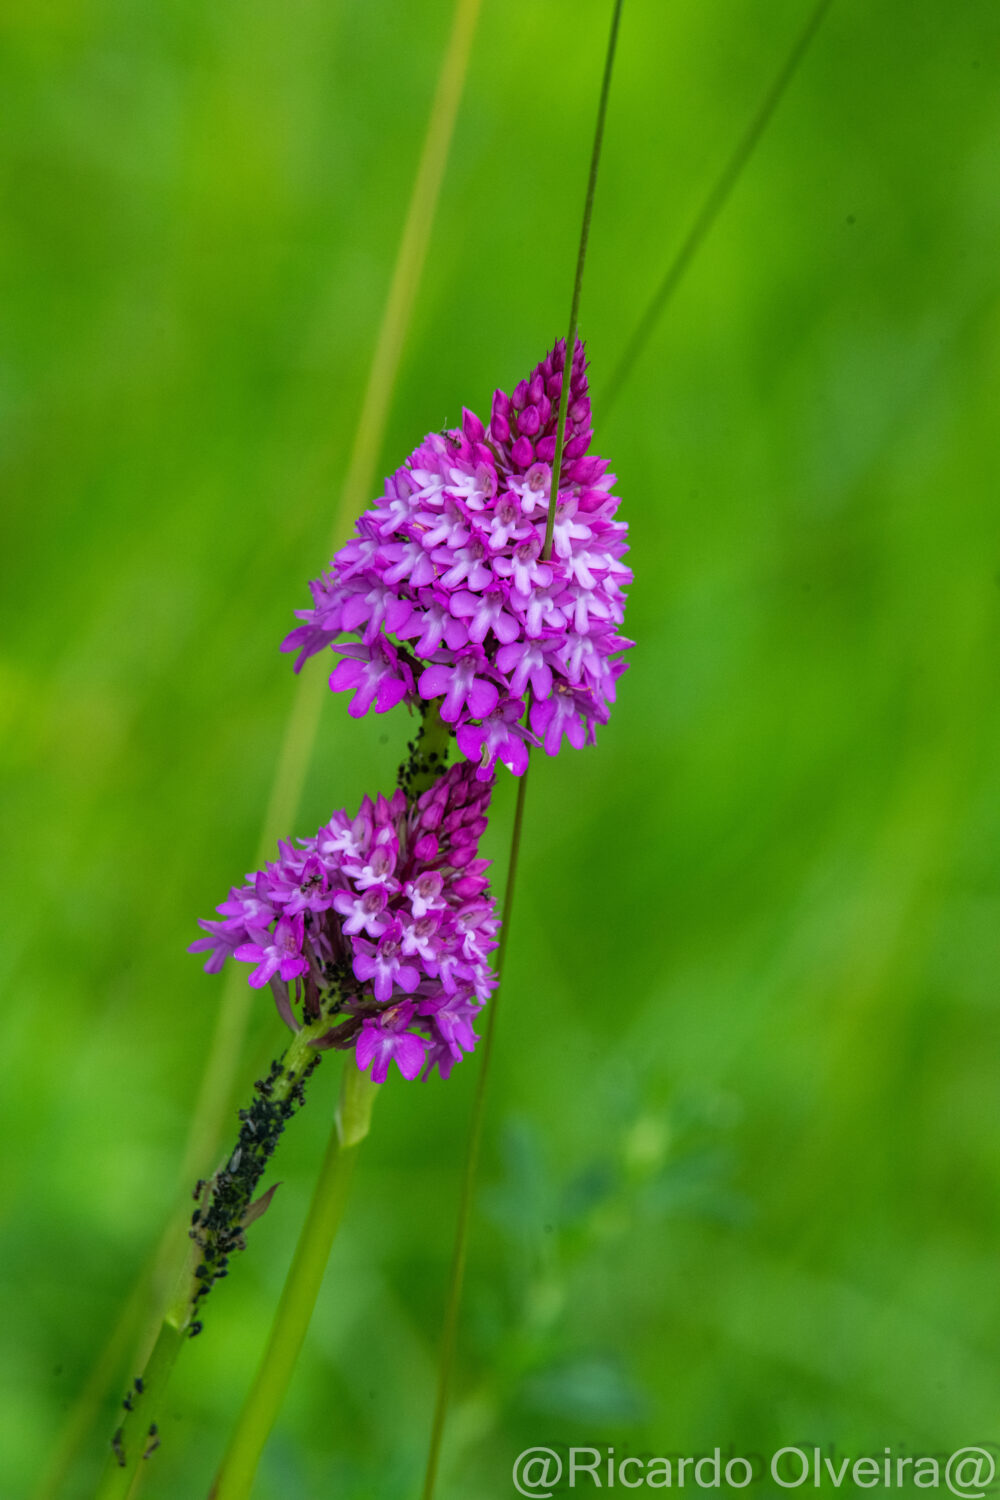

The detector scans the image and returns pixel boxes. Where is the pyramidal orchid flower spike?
[190,759,499,1083]
[282,338,633,779]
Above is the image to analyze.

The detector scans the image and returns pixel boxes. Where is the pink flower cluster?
[283,339,631,779]
[189,762,498,1082]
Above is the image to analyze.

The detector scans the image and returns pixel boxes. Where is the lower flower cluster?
[190,760,498,1081]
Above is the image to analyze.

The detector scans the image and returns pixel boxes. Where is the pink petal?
[329,658,363,692]
[465,677,499,719]
[395,964,421,994]
[500,736,530,777]
[375,675,409,713]
[418,664,452,699]
[393,1032,428,1080]
[455,722,482,762]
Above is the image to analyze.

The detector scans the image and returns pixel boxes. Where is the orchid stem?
[422,12,625,1494]
[93,1016,335,1500]
[209,1062,380,1500]
[93,1319,185,1500]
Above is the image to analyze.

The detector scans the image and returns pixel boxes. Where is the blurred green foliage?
[3,0,1000,1495]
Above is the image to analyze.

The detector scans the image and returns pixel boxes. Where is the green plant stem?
[93,1317,186,1500]
[39,11,481,1496]
[601,0,834,417]
[543,0,624,561]
[209,1062,380,1500]
[404,702,454,798]
[93,1018,335,1500]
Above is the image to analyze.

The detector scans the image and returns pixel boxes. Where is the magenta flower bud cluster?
[190,762,498,1083]
[282,339,632,779]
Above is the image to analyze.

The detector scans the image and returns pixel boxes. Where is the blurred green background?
[3,0,1000,1495]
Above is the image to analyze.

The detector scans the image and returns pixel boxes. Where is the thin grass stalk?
[35,9,481,1497]
[543,0,625,561]
[419,760,530,1500]
[601,0,834,417]
[421,5,625,1494]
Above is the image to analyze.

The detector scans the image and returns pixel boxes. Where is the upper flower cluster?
[283,339,632,779]
[189,761,498,1082]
